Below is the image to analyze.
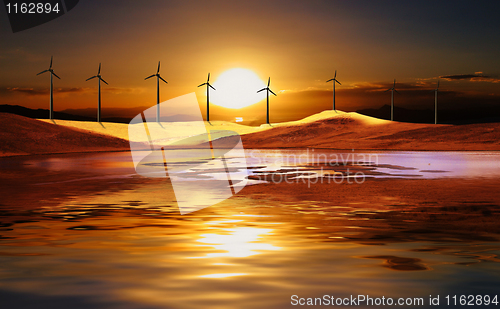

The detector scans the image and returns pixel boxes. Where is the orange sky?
[1,1,499,123]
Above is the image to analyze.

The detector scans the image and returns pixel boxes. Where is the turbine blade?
[269,89,277,96]
[157,61,160,74]
[159,76,168,84]
[268,77,270,87]
[326,79,334,83]
[209,84,216,90]
[437,80,440,89]
[335,79,341,85]
[384,88,391,92]
[50,56,53,69]
[52,72,61,79]
[257,88,267,93]
[98,63,101,75]
[145,74,155,80]
[86,76,97,81]
[198,83,207,87]
[37,70,49,75]
[334,70,337,78]
[393,79,396,87]
[208,73,210,82]
[100,77,108,85]
[395,89,400,94]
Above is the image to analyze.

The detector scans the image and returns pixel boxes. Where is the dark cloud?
[275,80,500,117]
[440,73,500,83]
[2,87,89,96]
[4,87,47,95]
[350,81,426,92]
[1,87,142,96]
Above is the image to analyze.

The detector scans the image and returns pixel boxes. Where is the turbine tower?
[385,79,399,121]
[86,63,108,123]
[36,56,60,120]
[198,73,216,123]
[257,77,277,125]
[145,61,168,123]
[326,70,341,111]
[433,80,440,124]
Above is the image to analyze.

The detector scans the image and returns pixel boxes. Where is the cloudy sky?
[1,0,499,122]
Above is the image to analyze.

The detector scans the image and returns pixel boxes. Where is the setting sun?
[208,68,268,109]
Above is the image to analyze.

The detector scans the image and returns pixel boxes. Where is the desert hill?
[2,109,499,157]
[43,109,500,151]
[240,111,500,151]
[0,113,130,157]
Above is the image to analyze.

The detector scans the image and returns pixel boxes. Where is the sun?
[208,68,267,109]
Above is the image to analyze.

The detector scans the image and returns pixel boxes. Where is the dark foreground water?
[0,150,500,308]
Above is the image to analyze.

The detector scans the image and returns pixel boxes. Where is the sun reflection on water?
[194,227,281,259]
[199,273,247,279]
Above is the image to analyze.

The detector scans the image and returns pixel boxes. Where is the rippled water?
[246,149,500,179]
[0,150,499,308]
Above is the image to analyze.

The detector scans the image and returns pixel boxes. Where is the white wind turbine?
[326,70,342,111]
[433,80,440,124]
[385,79,399,121]
[145,61,168,123]
[257,77,277,125]
[36,56,61,120]
[198,73,216,123]
[86,63,108,123]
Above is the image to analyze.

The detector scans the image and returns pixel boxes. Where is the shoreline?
[0,148,131,158]
[2,111,500,158]
[2,146,500,159]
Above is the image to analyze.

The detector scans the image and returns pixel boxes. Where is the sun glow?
[194,227,280,258]
[209,68,267,109]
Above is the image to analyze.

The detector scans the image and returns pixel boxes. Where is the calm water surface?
[0,150,499,308]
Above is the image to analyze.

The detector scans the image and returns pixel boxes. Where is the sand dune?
[241,111,500,151]
[2,110,499,157]
[39,118,266,141]
[42,110,500,151]
[0,113,129,157]
[37,110,378,142]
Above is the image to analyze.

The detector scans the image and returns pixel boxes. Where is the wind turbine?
[384,79,399,121]
[326,70,341,111]
[86,63,108,123]
[198,73,216,123]
[36,56,60,120]
[145,61,168,123]
[433,80,440,124]
[257,77,277,125]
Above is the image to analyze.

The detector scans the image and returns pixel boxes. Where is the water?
[245,149,500,179]
[0,150,499,308]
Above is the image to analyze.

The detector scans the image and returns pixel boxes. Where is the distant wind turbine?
[433,80,440,124]
[198,73,216,123]
[326,70,341,111]
[36,56,60,120]
[86,63,108,123]
[384,79,399,121]
[145,61,168,123]
[257,77,277,125]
